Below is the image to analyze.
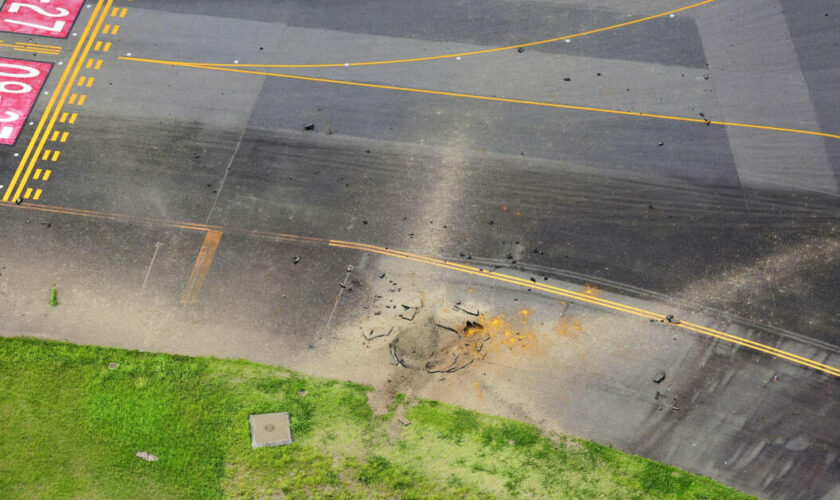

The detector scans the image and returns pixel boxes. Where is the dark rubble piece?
[653,371,666,384]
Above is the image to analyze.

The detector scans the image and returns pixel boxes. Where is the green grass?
[0,337,754,499]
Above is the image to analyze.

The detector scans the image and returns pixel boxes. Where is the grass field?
[0,337,754,499]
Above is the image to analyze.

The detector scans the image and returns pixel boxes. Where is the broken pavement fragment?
[136,451,158,462]
[653,371,666,384]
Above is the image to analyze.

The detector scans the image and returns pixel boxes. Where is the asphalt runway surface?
[1,1,839,498]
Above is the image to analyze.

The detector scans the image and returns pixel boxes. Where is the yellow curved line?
[117,57,840,141]
[185,0,716,69]
[329,240,840,377]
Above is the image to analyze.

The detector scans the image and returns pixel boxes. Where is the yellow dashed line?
[69,93,77,105]
[94,59,103,70]
[23,188,32,199]
[85,59,93,69]
[41,150,50,161]
[60,132,69,143]
[102,42,111,52]
[34,169,42,180]
[33,189,42,201]
[42,170,52,181]
[119,7,127,17]
[59,112,68,123]
[94,40,102,51]
[68,113,77,124]
[51,150,61,162]
[111,24,120,35]
[77,76,86,86]
[50,131,59,142]
[110,7,118,16]
[77,95,87,106]
[85,77,95,87]
[102,24,111,34]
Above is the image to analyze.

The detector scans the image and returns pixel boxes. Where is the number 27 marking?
[3,3,70,33]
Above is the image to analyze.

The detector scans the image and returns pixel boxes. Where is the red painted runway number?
[0,58,52,145]
[0,0,85,38]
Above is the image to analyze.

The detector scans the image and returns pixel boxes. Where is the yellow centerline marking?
[181,230,222,304]
[3,0,111,203]
[1,199,836,377]
[189,0,716,69]
[328,240,840,377]
[120,57,840,141]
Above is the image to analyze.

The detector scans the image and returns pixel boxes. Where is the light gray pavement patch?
[695,0,838,195]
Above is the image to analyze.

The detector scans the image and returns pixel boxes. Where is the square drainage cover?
[249,412,293,449]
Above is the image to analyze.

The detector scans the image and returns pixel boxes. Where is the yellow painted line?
[50,131,59,142]
[119,7,127,18]
[192,0,716,69]
[69,93,77,105]
[42,170,51,181]
[3,197,836,378]
[102,42,111,52]
[23,188,32,199]
[94,59,103,70]
[110,7,118,16]
[94,40,102,51]
[33,169,42,180]
[102,24,110,34]
[327,240,840,377]
[77,95,87,106]
[60,131,69,143]
[5,0,112,203]
[52,150,61,162]
[112,24,120,35]
[2,0,107,202]
[59,112,68,123]
[41,150,50,161]
[180,230,223,304]
[85,59,93,69]
[68,113,78,124]
[33,189,42,201]
[77,76,86,86]
[85,77,95,87]
[123,57,840,141]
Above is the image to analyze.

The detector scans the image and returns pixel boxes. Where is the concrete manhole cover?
[249,412,293,449]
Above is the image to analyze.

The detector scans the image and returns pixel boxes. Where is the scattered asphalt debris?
[530,277,536,283]
[339,283,347,289]
[658,142,664,146]
[454,304,479,316]
[379,273,386,278]
[15,198,22,205]
[488,220,494,225]
[653,371,666,384]
[293,257,300,264]
[703,73,710,80]
[517,47,525,53]
[363,327,393,341]
[362,220,368,224]
[303,123,315,130]
[596,72,602,76]
[563,77,571,82]
[666,314,681,324]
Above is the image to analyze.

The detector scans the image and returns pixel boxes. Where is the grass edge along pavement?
[0,337,754,499]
